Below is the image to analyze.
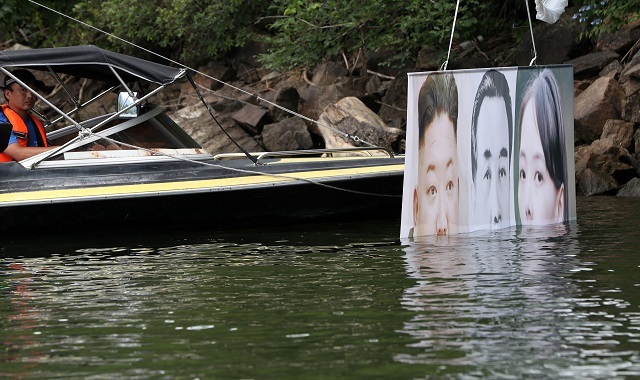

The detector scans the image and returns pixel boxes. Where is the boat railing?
[213,147,395,164]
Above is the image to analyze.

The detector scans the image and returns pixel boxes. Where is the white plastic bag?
[535,0,568,24]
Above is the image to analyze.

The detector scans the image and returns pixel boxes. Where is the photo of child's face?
[413,113,458,236]
[518,101,564,225]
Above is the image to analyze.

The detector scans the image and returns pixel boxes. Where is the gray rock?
[377,73,407,127]
[317,97,404,152]
[232,104,270,135]
[311,62,349,86]
[299,77,367,128]
[600,119,635,150]
[261,117,313,151]
[617,177,640,197]
[574,76,625,144]
[416,46,442,71]
[573,80,592,97]
[624,63,640,80]
[365,74,382,96]
[170,104,263,154]
[599,60,623,79]
[564,50,619,79]
[622,92,640,124]
[597,20,640,54]
[264,86,300,122]
[619,76,640,97]
[577,167,619,196]
[194,62,235,91]
[575,134,638,194]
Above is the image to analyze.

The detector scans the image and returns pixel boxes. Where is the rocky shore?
[161,11,640,197]
[16,10,640,197]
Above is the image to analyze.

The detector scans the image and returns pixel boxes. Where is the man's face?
[473,97,510,229]
[413,113,458,236]
[5,83,36,114]
[518,101,563,225]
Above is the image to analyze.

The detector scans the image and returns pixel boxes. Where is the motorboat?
[0,45,404,233]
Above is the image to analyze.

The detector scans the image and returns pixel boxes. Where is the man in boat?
[412,73,460,237]
[0,69,56,162]
[469,69,513,230]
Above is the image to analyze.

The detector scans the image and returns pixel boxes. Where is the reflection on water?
[399,198,640,379]
[1,197,640,379]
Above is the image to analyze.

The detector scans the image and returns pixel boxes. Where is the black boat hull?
[0,156,404,233]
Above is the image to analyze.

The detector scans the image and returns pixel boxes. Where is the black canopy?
[0,45,185,85]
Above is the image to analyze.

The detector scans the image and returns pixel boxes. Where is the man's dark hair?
[418,73,458,144]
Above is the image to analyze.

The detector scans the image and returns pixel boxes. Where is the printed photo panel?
[400,65,575,239]
[514,66,576,226]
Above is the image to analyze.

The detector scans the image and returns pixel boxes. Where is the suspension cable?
[440,0,461,71]
[27,0,379,148]
[93,133,401,198]
[525,0,538,66]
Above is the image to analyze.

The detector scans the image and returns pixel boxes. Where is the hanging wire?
[20,0,400,198]
[525,0,538,66]
[440,0,461,71]
[26,0,378,148]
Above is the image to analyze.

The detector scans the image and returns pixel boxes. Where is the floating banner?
[401,65,576,238]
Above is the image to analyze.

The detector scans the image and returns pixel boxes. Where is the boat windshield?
[41,105,205,162]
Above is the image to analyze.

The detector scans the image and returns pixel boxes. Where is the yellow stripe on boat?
[0,164,403,205]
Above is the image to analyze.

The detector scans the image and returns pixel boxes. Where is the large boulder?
[600,119,635,150]
[193,62,236,91]
[574,120,638,195]
[617,178,640,197]
[622,92,640,124]
[618,52,640,123]
[577,167,619,196]
[599,60,623,79]
[299,77,368,130]
[574,76,625,144]
[232,104,270,135]
[170,103,263,154]
[377,72,408,129]
[597,20,640,54]
[564,50,619,79]
[263,86,300,123]
[317,97,404,152]
[311,62,349,86]
[261,117,313,151]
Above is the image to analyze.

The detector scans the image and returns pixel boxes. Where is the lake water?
[1,196,639,379]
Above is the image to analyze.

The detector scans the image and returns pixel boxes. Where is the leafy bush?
[0,0,76,48]
[72,0,271,65]
[572,0,640,39]
[7,0,636,74]
[259,0,502,72]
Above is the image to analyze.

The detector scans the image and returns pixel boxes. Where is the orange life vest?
[0,104,48,162]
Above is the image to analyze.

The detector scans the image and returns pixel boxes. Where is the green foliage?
[572,0,640,40]
[7,0,636,74]
[0,0,76,48]
[258,0,502,71]
[72,0,270,65]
